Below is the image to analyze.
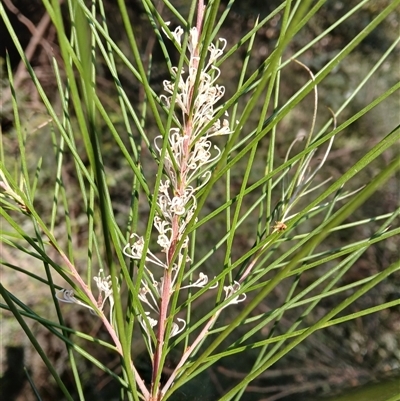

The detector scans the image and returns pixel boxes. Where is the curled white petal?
[170,195,187,215]
[93,270,114,311]
[139,312,158,355]
[138,286,160,313]
[193,272,208,287]
[188,27,199,55]
[123,234,144,259]
[180,273,218,290]
[139,312,158,337]
[170,318,186,338]
[94,272,112,295]
[157,233,171,252]
[172,26,184,45]
[56,289,93,310]
[223,281,246,307]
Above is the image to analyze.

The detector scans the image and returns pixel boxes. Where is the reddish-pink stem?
[150,2,207,399]
[161,310,222,395]
[151,268,172,392]
[54,244,150,399]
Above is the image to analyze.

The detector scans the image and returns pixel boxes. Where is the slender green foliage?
[1,0,399,400]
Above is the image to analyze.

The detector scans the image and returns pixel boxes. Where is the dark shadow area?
[0,346,27,401]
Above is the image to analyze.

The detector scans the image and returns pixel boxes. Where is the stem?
[161,310,222,396]
[150,3,206,399]
[53,243,150,398]
[151,269,172,396]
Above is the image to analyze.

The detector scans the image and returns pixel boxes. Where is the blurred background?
[1,0,399,400]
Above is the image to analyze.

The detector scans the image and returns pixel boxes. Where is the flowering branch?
[122,2,243,398]
[52,244,150,398]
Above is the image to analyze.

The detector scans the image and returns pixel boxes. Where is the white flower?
[123,234,145,259]
[170,318,186,338]
[159,179,171,194]
[172,26,184,45]
[123,26,232,340]
[180,272,218,290]
[188,27,199,56]
[157,233,171,252]
[93,269,115,320]
[141,312,158,331]
[123,233,168,268]
[207,39,226,64]
[56,289,93,311]
[170,195,187,215]
[139,312,158,353]
[223,281,246,307]
[138,285,160,313]
[154,215,171,235]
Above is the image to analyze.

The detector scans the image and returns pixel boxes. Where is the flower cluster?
[56,269,114,320]
[157,27,231,191]
[123,26,245,347]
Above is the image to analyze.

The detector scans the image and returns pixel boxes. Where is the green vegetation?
[1,1,399,400]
